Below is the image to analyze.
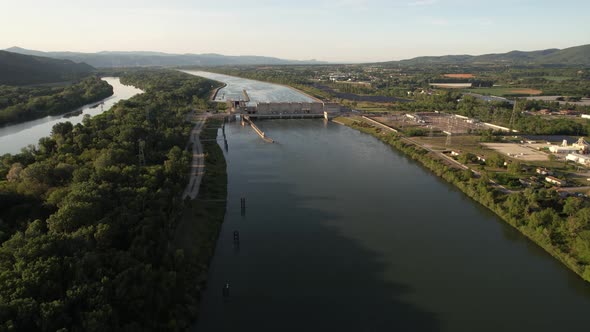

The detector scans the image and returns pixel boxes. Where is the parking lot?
[482,143,549,161]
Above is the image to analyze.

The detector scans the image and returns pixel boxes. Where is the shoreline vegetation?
[0,76,114,126]
[335,116,590,283]
[174,117,228,327]
[0,69,226,330]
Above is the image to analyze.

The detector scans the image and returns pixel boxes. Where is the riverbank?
[174,117,228,328]
[0,76,113,126]
[335,116,590,283]
[210,83,227,101]
[0,77,142,155]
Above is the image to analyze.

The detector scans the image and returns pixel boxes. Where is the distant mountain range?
[4,47,326,68]
[2,44,588,79]
[0,50,94,85]
[380,44,590,66]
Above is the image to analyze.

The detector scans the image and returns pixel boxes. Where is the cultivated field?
[430,83,473,89]
[482,143,549,161]
[466,87,543,96]
[444,74,475,78]
[509,88,543,95]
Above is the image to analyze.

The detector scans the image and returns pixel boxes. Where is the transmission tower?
[138,139,146,167]
[445,116,454,147]
[509,99,518,133]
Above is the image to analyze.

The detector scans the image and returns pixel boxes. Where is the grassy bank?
[174,117,228,328]
[335,116,590,283]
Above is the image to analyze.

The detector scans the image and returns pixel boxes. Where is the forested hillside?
[0,70,223,330]
[0,51,94,85]
[382,44,590,66]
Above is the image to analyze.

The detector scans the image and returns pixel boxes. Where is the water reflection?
[0,77,143,155]
[196,119,590,332]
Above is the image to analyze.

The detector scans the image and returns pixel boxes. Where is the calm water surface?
[196,119,590,332]
[183,70,316,104]
[0,77,143,155]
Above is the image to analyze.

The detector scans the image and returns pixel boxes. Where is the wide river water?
[0,77,143,155]
[195,118,590,331]
[182,70,317,104]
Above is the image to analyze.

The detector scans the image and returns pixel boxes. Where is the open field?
[509,88,543,95]
[444,73,475,78]
[481,143,550,161]
[542,76,571,82]
[353,101,393,112]
[313,83,413,103]
[466,87,543,96]
[412,135,490,156]
[430,83,473,89]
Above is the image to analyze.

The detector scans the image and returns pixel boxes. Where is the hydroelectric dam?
[183,70,341,120]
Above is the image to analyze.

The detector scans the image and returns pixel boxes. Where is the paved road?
[183,113,210,200]
[559,186,590,193]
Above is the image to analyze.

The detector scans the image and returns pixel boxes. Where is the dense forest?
[0,69,225,330]
[341,118,590,282]
[0,77,113,125]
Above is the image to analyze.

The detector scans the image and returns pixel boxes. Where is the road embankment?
[174,117,228,324]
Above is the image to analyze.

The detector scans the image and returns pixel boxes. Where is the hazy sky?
[1,0,589,62]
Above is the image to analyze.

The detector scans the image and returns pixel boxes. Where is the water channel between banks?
[0,77,143,155]
[195,119,590,332]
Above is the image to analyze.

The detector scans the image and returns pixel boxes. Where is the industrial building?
[228,98,341,119]
[566,153,590,166]
[548,138,590,154]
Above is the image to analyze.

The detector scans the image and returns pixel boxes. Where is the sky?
[1,0,589,62]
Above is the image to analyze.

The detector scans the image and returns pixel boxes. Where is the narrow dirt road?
[183,113,210,199]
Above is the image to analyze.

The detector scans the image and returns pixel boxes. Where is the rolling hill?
[0,50,95,85]
[536,44,590,65]
[4,47,326,68]
[383,44,590,66]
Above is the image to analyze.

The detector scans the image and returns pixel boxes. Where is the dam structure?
[183,70,341,119]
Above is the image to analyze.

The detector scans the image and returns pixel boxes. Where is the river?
[182,70,317,104]
[195,118,590,331]
[0,77,143,155]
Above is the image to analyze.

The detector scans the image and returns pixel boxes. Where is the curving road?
[183,113,209,200]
